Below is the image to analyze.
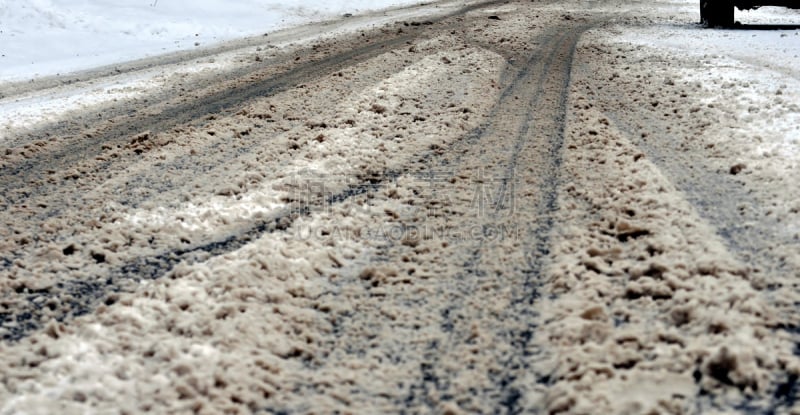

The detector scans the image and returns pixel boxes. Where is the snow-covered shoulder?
[0,0,424,83]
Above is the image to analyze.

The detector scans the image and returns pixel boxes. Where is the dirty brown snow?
[1,0,799,413]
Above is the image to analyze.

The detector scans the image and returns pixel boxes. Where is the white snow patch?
[0,0,424,82]
[124,189,286,233]
[614,21,800,164]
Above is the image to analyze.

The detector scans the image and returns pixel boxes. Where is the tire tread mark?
[397,24,592,413]
[0,0,514,204]
[0,171,397,342]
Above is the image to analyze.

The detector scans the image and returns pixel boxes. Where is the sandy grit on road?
[0,0,799,413]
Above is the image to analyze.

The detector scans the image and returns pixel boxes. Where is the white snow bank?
[0,0,422,82]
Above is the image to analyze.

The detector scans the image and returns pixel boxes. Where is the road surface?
[1,0,799,413]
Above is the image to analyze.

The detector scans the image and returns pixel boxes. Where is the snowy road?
[1,0,799,413]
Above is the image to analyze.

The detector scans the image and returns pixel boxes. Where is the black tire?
[701,0,734,27]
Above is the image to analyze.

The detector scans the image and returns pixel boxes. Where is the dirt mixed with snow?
[0,0,798,413]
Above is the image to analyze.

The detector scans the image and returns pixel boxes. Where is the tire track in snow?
[294,22,592,413]
[593,59,800,407]
[402,28,578,413]
[0,170,409,342]
[0,1,515,343]
[603,109,800,414]
[426,25,585,414]
[0,35,415,207]
[0,0,515,207]
[548,34,800,413]
[602,98,797,284]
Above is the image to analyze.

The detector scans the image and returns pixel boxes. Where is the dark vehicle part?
[701,0,735,26]
[702,0,800,27]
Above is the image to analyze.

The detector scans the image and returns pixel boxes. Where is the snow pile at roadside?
[0,0,421,81]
